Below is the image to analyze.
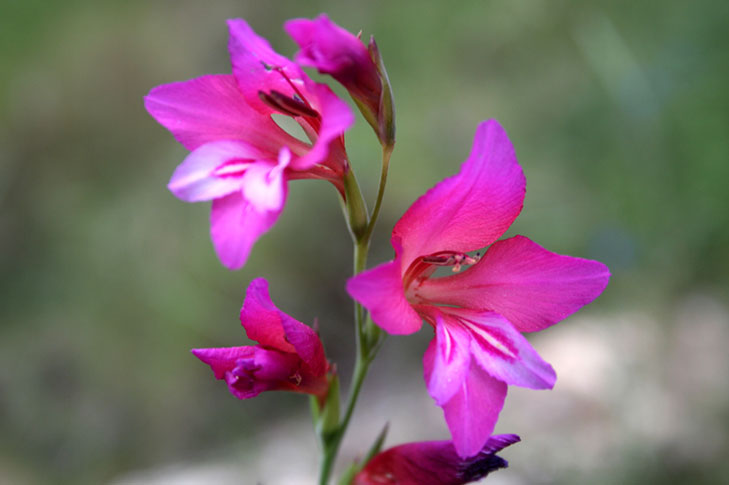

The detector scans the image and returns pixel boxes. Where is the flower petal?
[444,309,556,389]
[191,346,251,380]
[289,80,354,171]
[422,312,472,405]
[347,252,423,335]
[242,275,327,377]
[209,192,283,270]
[440,361,507,458]
[417,235,611,332]
[168,140,269,202]
[354,435,520,485]
[227,18,305,114]
[144,74,301,152]
[285,15,380,103]
[240,148,290,212]
[279,313,328,377]
[392,120,525,268]
[239,278,296,353]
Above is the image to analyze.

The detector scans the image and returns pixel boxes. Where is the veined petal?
[422,311,472,405]
[393,120,525,268]
[444,308,556,389]
[441,362,507,458]
[209,192,282,270]
[168,140,269,202]
[227,19,306,114]
[347,254,422,335]
[191,346,251,379]
[240,148,290,212]
[418,235,611,332]
[144,74,302,152]
[240,278,296,353]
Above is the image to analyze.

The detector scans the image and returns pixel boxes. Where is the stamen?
[403,250,481,289]
[289,371,302,386]
[274,67,313,110]
[258,90,318,118]
[421,251,480,270]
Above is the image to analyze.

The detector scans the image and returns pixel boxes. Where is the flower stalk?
[318,143,392,485]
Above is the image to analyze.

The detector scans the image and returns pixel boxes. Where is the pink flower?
[145,19,354,269]
[192,278,330,400]
[347,120,610,457]
[354,434,520,485]
[286,14,395,146]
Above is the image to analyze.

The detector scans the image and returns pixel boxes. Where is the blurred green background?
[2,0,728,483]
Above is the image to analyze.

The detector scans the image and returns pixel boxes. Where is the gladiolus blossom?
[193,278,329,400]
[145,19,354,269]
[347,120,610,457]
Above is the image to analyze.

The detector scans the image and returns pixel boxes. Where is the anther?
[421,251,481,273]
[258,90,319,118]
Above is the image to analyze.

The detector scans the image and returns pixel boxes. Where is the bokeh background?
[2,0,728,483]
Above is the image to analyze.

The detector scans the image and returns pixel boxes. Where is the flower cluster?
[146,14,609,484]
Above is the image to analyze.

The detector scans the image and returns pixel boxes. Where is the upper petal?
[417,235,611,332]
[279,313,328,377]
[239,278,296,353]
[346,253,423,335]
[209,192,283,270]
[168,140,269,202]
[227,19,306,114]
[444,308,556,389]
[392,120,526,268]
[144,74,301,152]
[440,361,507,458]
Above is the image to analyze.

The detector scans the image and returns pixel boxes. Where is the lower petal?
[168,140,265,202]
[446,308,556,390]
[210,192,282,270]
[441,362,507,458]
[422,315,472,405]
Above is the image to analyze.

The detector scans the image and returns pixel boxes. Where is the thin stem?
[319,239,371,485]
[363,144,393,241]
[318,145,393,484]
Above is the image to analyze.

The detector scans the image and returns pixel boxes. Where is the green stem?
[363,144,393,241]
[318,145,393,484]
[319,239,372,485]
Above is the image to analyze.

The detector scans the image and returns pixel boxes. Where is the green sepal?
[316,374,341,446]
[368,36,396,149]
[342,167,369,242]
[337,422,389,485]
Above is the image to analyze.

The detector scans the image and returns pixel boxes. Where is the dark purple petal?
[354,435,520,485]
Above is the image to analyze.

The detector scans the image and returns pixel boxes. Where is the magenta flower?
[192,278,330,401]
[145,19,354,269]
[347,120,610,457]
[286,14,394,146]
[354,434,520,485]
